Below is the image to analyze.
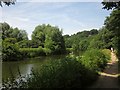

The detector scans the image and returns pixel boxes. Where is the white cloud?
[1,2,109,39]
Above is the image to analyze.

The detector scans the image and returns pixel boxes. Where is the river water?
[2,55,66,80]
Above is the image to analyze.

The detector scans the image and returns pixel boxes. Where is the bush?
[79,49,110,72]
[22,57,98,88]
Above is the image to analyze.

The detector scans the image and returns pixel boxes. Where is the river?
[2,55,66,81]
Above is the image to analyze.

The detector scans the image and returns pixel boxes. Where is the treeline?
[1,22,109,61]
[0,23,116,61]
[64,26,115,53]
[0,23,66,61]
[1,22,116,61]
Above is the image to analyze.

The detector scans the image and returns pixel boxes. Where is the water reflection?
[2,55,66,80]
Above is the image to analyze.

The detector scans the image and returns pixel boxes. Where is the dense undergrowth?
[2,49,110,89]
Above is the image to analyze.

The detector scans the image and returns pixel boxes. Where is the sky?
[0,1,111,39]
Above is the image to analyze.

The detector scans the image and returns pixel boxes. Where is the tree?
[64,29,98,52]
[32,24,66,54]
[0,22,28,41]
[79,39,89,51]
[63,35,72,48]
[102,1,120,10]
[2,38,21,61]
[104,10,120,52]
[102,1,120,55]
[0,0,16,7]
[32,24,45,47]
[0,22,10,40]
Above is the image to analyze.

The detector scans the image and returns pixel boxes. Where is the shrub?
[23,57,98,88]
[79,49,109,72]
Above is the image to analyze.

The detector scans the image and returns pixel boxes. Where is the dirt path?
[90,52,120,88]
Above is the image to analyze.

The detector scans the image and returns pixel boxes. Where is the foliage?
[0,0,16,7]
[32,24,45,47]
[79,49,110,72]
[64,29,98,52]
[1,23,66,61]
[63,35,72,48]
[1,22,29,61]
[79,39,89,51]
[3,49,111,89]
[66,48,73,54]
[104,10,120,53]
[102,49,111,60]
[102,1,120,10]
[88,27,115,50]
[102,2,120,84]
[2,38,21,61]
[0,22,28,41]
[19,47,46,58]
[22,57,98,88]
[32,24,66,54]
[102,1,120,55]
[0,22,10,40]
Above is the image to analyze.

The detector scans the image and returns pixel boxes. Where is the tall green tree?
[32,24,45,47]
[2,38,20,61]
[0,22,10,40]
[32,24,66,54]
[102,2,120,55]
[0,22,28,41]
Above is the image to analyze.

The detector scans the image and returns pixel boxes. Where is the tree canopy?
[32,24,65,54]
[0,0,16,7]
[102,2,120,55]
[102,1,120,10]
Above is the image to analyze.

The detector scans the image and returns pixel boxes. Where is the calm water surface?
[2,55,66,80]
